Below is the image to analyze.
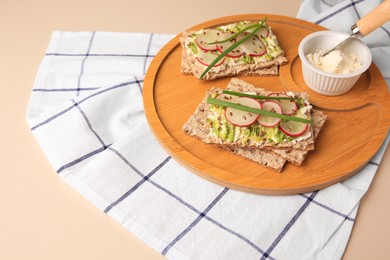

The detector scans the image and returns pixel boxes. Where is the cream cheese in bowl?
[298,30,372,96]
[306,48,362,74]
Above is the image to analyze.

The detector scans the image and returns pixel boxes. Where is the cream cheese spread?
[306,48,362,74]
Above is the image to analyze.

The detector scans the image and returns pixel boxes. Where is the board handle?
[355,0,390,36]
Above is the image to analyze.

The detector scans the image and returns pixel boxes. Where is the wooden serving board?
[143,14,390,195]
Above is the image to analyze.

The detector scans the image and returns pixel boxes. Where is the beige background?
[1,0,389,259]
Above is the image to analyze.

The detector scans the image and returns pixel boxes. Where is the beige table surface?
[1,0,390,259]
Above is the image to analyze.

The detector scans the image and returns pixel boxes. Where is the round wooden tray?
[143,14,390,195]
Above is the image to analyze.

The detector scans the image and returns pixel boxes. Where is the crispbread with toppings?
[180,20,288,80]
[186,78,316,151]
[182,78,327,172]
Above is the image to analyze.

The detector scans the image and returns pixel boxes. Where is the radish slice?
[257,101,282,127]
[237,33,266,57]
[225,97,261,127]
[196,29,222,51]
[268,93,298,115]
[279,120,309,137]
[216,93,238,102]
[196,50,225,67]
[258,27,269,38]
[216,34,244,58]
[226,48,245,58]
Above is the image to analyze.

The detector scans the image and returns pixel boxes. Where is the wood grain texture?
[355,0,390,36]
[143,14,390,195]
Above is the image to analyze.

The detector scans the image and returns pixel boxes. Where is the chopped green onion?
[199,18,267,79]
[222,90,300,100]
[207,97,313,124]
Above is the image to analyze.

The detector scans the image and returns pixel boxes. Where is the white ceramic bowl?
[298,30,372,96]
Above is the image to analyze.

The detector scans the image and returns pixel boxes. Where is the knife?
[322,0,390,56]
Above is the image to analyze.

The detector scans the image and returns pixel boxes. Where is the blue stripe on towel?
[315,0,366,24]
[104,155,172,213]
[161,188,229,255]
[57,145,111,174]
[143,33,154,75]
[109,147,270,257]
[31,80,138,131]
[300,194,355,221]
[260,191,319,260]
[45,53,156,58]
[77,32,95,96]
[33,87,99,92]
[72,99,107,147]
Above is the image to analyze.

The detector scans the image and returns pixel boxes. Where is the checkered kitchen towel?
[27,1,390,259]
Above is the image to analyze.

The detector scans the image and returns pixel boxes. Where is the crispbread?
[222,145,286,172]
[268,109,327,165]
[193,78,316,151]
[182,78,327,172]
[180,24,288,80]
[183,98,287,172]
[182,96,325,172]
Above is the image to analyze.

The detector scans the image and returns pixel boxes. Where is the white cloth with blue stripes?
[27,1,389,259]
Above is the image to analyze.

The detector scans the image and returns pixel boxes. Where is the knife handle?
[355,0,390,36]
